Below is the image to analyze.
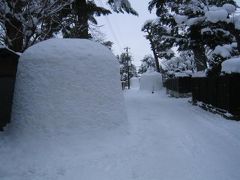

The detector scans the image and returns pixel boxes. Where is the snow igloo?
[130,77,140,89]
[140,71,163,92]
[11,39,127,138]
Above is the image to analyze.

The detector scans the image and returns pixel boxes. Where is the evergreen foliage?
[138,55,156,74]
[0,0,137,52]
[146,0,240,76]
[118,53,137,82]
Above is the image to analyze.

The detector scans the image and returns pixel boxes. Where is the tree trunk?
[74,0,90,38]
[5,17,24,52]
[190,25,207,71]
[192,44,207,71]
[149,38,161,73]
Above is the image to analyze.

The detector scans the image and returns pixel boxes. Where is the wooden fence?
[164,77,192,97]
[0,48,19,130]
[165,74,240,119]
[192,74,240,119]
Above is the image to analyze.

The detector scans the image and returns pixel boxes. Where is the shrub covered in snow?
[140,71,163,92]
[11,39,127,138]
[222,57,240,74]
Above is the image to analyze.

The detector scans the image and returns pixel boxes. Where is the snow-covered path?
[1,89,240,180]
[124,89,240,180]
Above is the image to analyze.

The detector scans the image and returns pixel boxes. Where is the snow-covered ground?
[1,89,240,180]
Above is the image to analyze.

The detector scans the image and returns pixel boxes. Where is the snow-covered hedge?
[140,71,163,92]
[11,39,127,138]
[222,57,240,74]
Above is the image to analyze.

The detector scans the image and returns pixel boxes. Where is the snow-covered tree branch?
[0,0,136,52]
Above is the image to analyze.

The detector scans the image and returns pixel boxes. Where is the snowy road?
[124,89,240,180]
[1,89,240,180]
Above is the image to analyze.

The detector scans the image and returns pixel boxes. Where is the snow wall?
[130,77,140,89]
[140,71,163,92]
[11,39,127,138]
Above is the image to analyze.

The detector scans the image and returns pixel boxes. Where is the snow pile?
[233,15,240,30]
[130,77,140,89]
[174,72,190,77]
[186,17,204,26]
[205,8,228,23]
[10,38,127,138]
[140,71,162,92]
[223,4,236,14]
[211,43,237,58]
[174,15,188,24]
[222,57,240,74]
[0,39,129,180]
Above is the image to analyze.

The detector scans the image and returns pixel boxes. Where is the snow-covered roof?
[222,57,240,74]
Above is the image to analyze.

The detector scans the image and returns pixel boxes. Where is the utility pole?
[124,47,131,89]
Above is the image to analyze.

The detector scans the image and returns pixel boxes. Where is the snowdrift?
[140,71,163,92]
[10,39,127,138]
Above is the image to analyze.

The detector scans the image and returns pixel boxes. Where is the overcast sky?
[97,0,240,67]
[96,0,155,67]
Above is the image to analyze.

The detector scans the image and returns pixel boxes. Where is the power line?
[96,0,123,53]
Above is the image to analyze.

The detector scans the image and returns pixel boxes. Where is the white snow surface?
[174,14,188,24]
[222,57,240,74]
[233,15,240,30]
[9,39,128,139]
[140,71,163,92]
[205,9,228,23]
[223,3,236,14]
[212,44,235,58]
[130,77,140,89]
[174,72,190,77]
[1,89,240,179]
[192,71,207,77]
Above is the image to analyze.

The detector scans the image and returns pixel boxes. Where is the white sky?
[96,0,155,67]
[97,0,240,67]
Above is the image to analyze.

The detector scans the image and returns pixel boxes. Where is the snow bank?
[130,77,140,89]
[140,71,162,92]
[10,38,127,138]
[222,57,240,74]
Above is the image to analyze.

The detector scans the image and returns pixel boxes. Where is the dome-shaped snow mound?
[130,77,140,89]
[140,71,163,92]
[11,39,127,138]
